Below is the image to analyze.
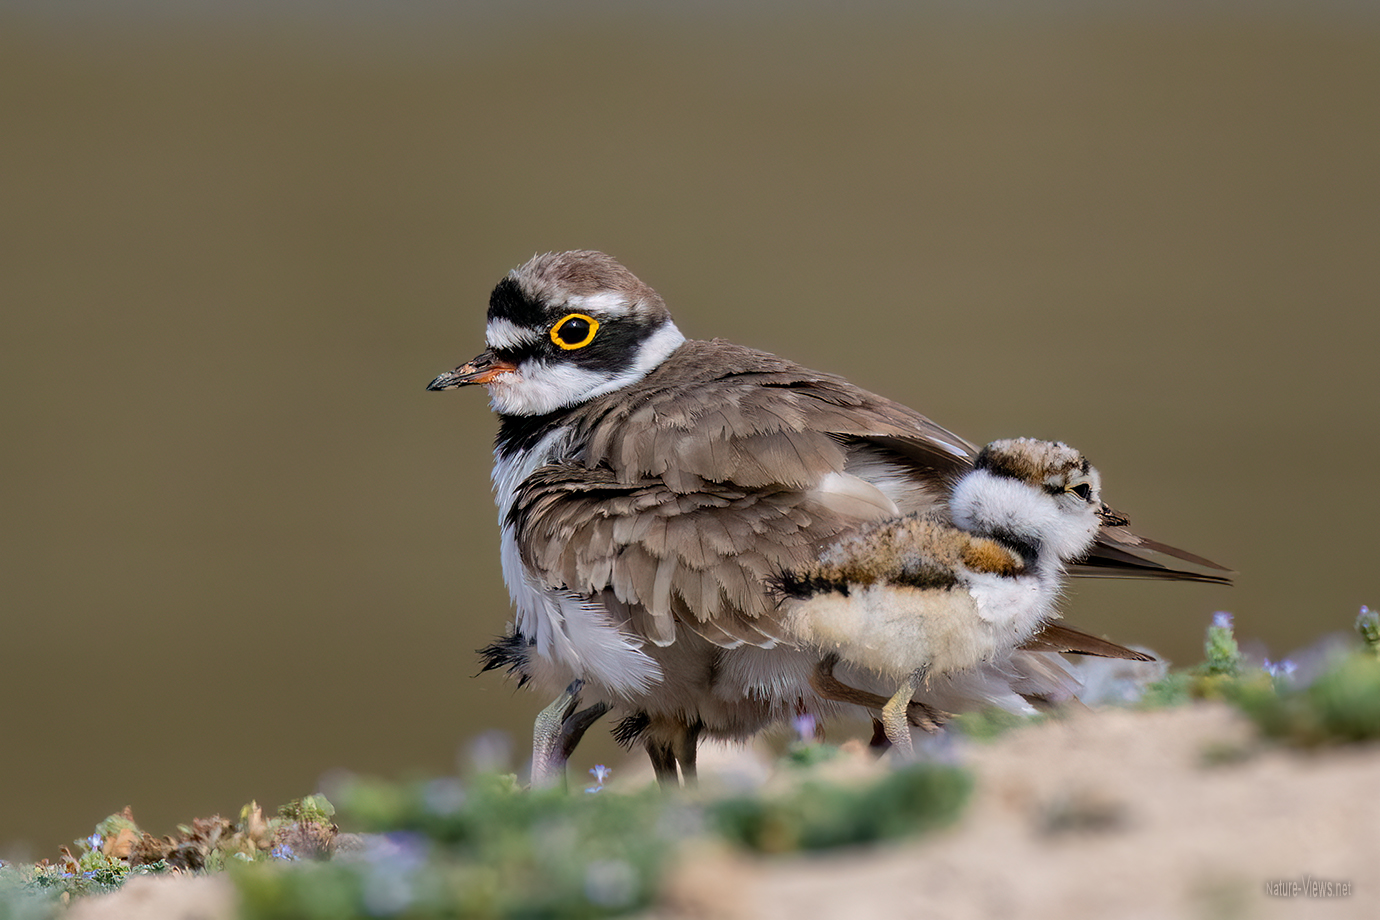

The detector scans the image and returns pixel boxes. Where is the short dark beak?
[426,350,517,391]
[1097,504,1130,528]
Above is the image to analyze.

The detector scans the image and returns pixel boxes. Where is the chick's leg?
[882,667,929,756]
[810,655,946,752]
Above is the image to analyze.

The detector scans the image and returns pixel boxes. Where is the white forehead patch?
[565,290,630,315]
[486,317,543,351]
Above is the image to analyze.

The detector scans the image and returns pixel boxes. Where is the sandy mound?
[668,703,1377,920]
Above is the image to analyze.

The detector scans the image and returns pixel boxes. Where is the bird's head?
[427,251,686,416]
[950,438,1125,563]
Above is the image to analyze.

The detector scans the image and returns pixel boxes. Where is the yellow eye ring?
[550,313,600,350]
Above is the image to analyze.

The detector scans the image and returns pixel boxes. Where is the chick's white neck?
[949,469,1099,567]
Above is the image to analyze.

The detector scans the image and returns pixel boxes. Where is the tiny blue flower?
[1212,611,1234,630]
[1262,658,1297,681]
[793,712,817,743]
[87,833,102,852]
[585,764,611,793]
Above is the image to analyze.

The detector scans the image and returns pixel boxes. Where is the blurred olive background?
[3,1,1377,854]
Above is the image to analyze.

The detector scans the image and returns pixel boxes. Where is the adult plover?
[427,251,1227,783]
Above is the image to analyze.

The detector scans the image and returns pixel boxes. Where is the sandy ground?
[64,703,1378,920]
[663,703,1379,920]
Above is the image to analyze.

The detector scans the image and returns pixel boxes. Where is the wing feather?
[509,339,1229,654]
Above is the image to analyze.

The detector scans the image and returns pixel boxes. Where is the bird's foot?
[881,667,929,757]
[530,680,610,789]
[812,655,947,751]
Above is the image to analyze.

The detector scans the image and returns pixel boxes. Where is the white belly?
[785,571,1055,679]
[492,430,662,698]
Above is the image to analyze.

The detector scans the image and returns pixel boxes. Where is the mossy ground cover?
[3,608,1377,919]
[0,755,969,919]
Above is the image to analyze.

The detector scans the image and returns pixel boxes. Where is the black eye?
[1069,482,1093,501]
[550,313,599,350]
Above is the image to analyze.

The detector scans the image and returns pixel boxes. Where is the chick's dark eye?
[550,313,599,350]
[1069,482,1093,501]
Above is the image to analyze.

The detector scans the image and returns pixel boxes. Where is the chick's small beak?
[1097,503,1130,528]
[426,350,517,391]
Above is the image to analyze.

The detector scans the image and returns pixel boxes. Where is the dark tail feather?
[476,633,533,687]
[1023,623,1156,661]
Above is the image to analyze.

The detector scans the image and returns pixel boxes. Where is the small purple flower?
[585,764,611,793]
[270,843,297,861]
[1212,612,1234,630]
[86,833,102,852]
[1263,658,1298,682]
[793,712,818,743]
